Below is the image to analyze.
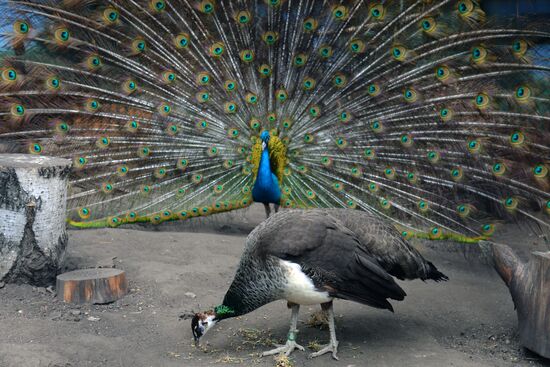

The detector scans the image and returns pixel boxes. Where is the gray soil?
[0,204,549,367]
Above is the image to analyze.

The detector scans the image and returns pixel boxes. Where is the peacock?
[0,0,549,241]
[191,208,448,359]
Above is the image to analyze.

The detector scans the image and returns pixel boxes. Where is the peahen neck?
[220,255,286,318]
[252,144,281,204]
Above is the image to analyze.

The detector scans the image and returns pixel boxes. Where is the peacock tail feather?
[0,0,549,239]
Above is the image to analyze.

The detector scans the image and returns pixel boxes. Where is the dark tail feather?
[426,261,449,282]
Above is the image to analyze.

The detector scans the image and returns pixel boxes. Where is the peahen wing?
[0,1,549,237]
[251,209,407,311]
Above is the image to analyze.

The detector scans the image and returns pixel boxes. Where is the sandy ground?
[0,204,549,367]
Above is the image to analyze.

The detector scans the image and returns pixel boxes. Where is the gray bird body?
[221,209,447,317]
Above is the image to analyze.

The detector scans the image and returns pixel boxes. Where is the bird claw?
[308,340,339,360]
[261,340,305,357]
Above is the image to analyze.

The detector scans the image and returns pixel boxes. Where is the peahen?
[0,0,549,240]
[191,208,448,359]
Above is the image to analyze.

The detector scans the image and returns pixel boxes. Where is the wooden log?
[56,268,128,304]
[481,241,550,358]
[0,154,71,286]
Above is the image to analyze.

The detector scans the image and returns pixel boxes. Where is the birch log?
[0,154,71,286]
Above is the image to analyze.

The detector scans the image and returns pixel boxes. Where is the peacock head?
[260,131,270,150]
[261,130,271,142]
[191,305,235,346]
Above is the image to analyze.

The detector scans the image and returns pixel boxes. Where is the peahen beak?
[191,314,203,347]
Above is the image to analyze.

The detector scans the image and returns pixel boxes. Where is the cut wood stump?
[56,268,128,304]
[481,241,550,358]
[0,154,71,286]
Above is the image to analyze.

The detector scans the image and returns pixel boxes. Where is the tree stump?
[57,268,128,304]
[0,154,71,286]
[481,241,550,358]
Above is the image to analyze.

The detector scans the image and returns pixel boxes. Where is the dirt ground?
[0,204,549,367]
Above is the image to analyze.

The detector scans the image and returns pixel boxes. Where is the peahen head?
[191,311,218,346]
[191,305,235,346]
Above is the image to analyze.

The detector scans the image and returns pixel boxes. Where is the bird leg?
[274,204,280,214]
[308,301,339,360]
[261,303,305,357]
[263,203,271,218]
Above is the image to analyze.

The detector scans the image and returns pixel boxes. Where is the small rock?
[0,281,5,289]
[70,310,81,316]
[185,292,196,299]
[50,312,62,320]
[46,286,55,294]
[87,316,101,322]
[96,257,116,269]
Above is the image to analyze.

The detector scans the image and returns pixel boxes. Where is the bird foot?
[261,340,305,357]
[308,340,339,360]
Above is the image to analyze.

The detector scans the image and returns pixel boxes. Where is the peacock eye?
[236,10,251,25]
[350,39,365,54]
[14,20,30,34]
[370,4,385,19]
[319,45,333,59]
[332,5,348,20]
[420,17,436,33]
[54,27,70,43]
[240,49,254,62]
[151,0,165,11]
[263,32,278,45]
[391,45,407,61]
[303,17,317,32]
[457,0,474,15]
[175,33,190,49]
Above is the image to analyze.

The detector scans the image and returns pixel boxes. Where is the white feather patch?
[280,260,332,305]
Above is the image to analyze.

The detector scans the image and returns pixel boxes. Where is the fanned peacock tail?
[0,0,549,239]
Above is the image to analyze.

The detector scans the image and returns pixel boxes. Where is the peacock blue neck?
[252,138,281,205]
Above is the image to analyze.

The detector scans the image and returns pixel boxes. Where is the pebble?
[185,292,196,299]
[87,316,101,322]
[70,310,81,316]
[96,257,116,269]
[0,281,5,289]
